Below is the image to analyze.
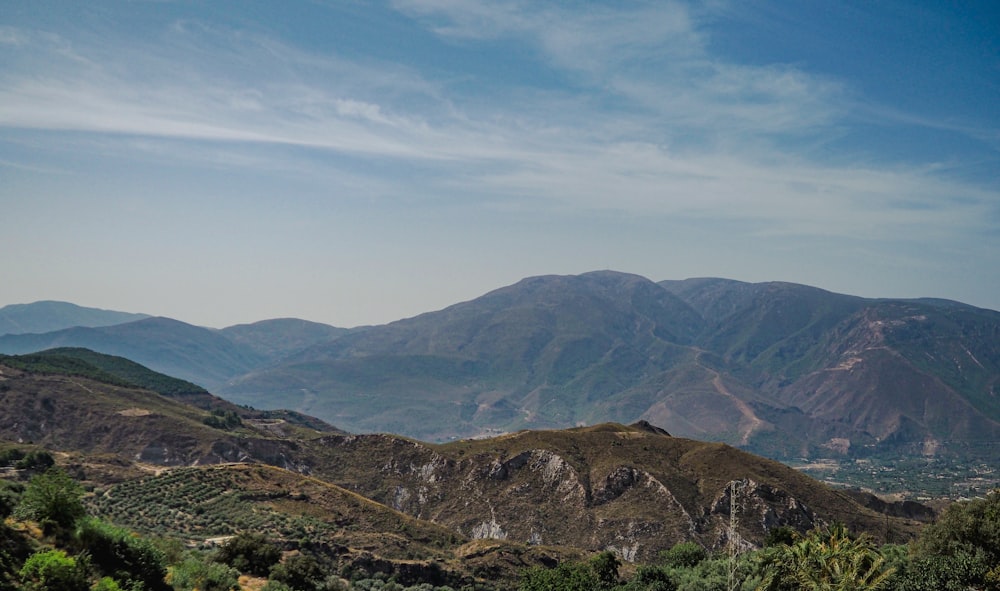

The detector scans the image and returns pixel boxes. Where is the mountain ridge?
[223,271,1000,456]
[3,271,998,461]
[0,354,925,564]
[0,300,150,336]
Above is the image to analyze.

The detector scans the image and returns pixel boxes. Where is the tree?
[667,555,741,591]
[659,543,708,569]
[0,520,34,591]
[0,481,23,518]
[590,552,621,589]
[754,523,894,591]
[215,531,282,577]
[617,565,676,591]
[75,517,169,591]
[890,490,1000,591]
[269,554,327,591]
[762,527,796,549]
[203,410,242,430]
[18,549,90,591]
[169,555,240,591]
[92,577,124,591]
[15,451,55,472]
[14,468,86,534]
[519,562,598,591]
[914,490,1000,561]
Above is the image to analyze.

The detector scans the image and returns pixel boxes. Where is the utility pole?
[728,480,742,591]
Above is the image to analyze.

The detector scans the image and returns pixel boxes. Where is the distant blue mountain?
[0,317,266,390]
[0,301,150,336]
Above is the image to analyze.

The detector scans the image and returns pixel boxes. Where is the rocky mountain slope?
[0,350,342,469]
[0,351,923,565]
[297,422,925,561]
[659,278,1000,458]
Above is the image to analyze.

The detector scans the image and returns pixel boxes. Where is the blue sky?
[1,1,998,327]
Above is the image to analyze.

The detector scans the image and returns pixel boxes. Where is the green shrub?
[619,566,676,591]
[659,542,707,569]
[0,448,25,467]
[203,410,242,430]
[75,517,168,591]
[16,451,55,472]
[891,490,1000,591]
[0,481,23,518]
[763,526,796,548]
[169,555,240,591]
[519,561,598,591]
[14,468,86,534]
[18,549,90,591]
[270,554,327,591]
[215,532,282,577]
[589,552,620,589]
[93,576,123,591]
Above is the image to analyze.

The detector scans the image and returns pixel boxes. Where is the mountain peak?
[629,420,671,436]
[0,301,150,336]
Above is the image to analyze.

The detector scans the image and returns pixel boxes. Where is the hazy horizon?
[3,1,998,328]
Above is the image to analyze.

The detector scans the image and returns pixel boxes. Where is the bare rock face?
[296,424,915,562]
[700,479,820,548]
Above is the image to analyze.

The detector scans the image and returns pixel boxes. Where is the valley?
[793,455,1000,501]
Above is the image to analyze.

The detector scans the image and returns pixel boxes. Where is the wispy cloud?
[1,1,998,323]
[391,0,844,138]
[0,4,995,247]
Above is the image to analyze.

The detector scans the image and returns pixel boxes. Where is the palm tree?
[755,523,894,591]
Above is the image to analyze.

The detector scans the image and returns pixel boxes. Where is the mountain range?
[2,270,998,460]
[0,349,927,574]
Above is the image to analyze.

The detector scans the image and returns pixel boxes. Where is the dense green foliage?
[755,523,892,591]
[14,468,86,534]
[75,517,170,591]
[203,408,243,430]
[513,495,1000,591]
[0,348,211,396]
[0,353,136,388]
[34,347,211,396]
[16,451,56,472]
[214,531,282,577]
[0,448,55,472]
[0,480,23,518]
[18,549,90,591]
[520,561,600,591]
[270,553,328,590]
[658,543,707,570]
[887,490,1000,591]
[169,555,241,591]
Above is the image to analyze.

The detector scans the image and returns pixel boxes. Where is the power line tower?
[728,480,742,591]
